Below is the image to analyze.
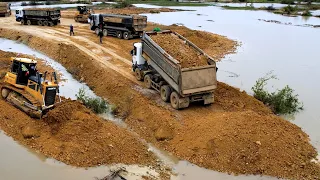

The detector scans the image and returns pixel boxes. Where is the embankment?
[0,26,319,179]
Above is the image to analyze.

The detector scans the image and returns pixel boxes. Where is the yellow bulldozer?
[1,57,61,118]
[74,6,94,23]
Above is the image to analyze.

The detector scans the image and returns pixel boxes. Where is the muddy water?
[0,39,161,180]
[0,40,277,179]
[136,4,320,154]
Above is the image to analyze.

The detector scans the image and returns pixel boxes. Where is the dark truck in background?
[89,13,147,40]
[0,2,11,17]
[15,8,61,26]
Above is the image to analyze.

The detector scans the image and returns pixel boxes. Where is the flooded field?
[136,4,320,154]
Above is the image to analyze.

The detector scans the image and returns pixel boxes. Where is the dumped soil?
[0,18,319,180]
[167,110,320,179]
[146,23,237,61]
[0,51,156,167]
[151,33,208,68]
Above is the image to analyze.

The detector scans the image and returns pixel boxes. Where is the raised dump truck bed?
[15,8,61,26]
[90,13,147,39]
[131,30,217,109]
[0,2,11,17]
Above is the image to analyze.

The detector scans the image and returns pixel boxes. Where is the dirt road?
[0,15,319,179]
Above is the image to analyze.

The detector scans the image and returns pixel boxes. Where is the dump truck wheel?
[170,91,180,109]
[135,68,143,81]
[27,20,31,25]
[116,31,123,39]
[43,21,49,26]
[37,20,42,26]
[103,29,108,36]
[123,32,130,40]
[144,74,152,89]
[21,19,25,25]
[49,22,54,26]
[1,88,10,99]
[95,28,99,35]
[160,85,171,102]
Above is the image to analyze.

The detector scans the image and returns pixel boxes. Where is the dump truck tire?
[1,88,10,99]
[43,21,48,26]
[123,32,130,40]
[160,85,171,102]
[135,68,143,81]
[21,19,25,25]
[95,28,99,35]
[116,31,122,39]
[37,20,42,26]
[170,91,180,109]
[27,20,31,25]
[170,92,190,109]
[144,74,152,89]
[103,29,108,36]
[49,22,54,26]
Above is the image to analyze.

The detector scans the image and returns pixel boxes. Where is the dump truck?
[131,30,217,109]
[89,14,147,40]
[1,57,61,118]
[15,8,61,26]
[0,2,11,17]
[74,6,94,23]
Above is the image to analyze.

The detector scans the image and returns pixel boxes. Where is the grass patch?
[222,5,257,10]
[252,72,303,115]
[76,87,108,114]
[127,0,210,6]
[302,10,312,16]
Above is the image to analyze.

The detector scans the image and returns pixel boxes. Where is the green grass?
[127,0,210,6]
[222,5,257,10]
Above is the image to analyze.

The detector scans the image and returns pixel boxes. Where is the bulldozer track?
[1,84,41,107]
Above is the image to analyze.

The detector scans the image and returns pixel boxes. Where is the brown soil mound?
[1,26,319,179]
[168,110,320,179]
[146,24,237,61]
[151,33,208,68]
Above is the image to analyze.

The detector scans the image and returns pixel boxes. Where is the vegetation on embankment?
[222,3,320,17]
[252,72,303,115]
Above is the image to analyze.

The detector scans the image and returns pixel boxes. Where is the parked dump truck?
[89,14,147,40]
[74,6,94,23]
[131,30,217,109]
[0,2,11,17]
[15,8,61,26]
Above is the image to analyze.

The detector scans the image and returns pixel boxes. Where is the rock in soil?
[21,126,39,139]
[155,127,173,141]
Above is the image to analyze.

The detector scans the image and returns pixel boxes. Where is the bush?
[302,10,312,16]
[76,87,108,114]
[283,5,297,14]
[113,1,132,9]
[252,72,303,115]
[266,5,276,11]
[281,0,295,4]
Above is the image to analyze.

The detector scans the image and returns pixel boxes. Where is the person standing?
[70,24,74,36]
[98,24,103,44]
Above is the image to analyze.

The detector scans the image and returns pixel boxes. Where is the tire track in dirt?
[5,26,136,83]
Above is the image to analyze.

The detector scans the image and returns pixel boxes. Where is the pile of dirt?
[167,110,320,179]
[151,33,208,68]
[1,25,319,179]
[146,24,237,61]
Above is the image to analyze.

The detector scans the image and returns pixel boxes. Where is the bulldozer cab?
[11,58,38,86]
